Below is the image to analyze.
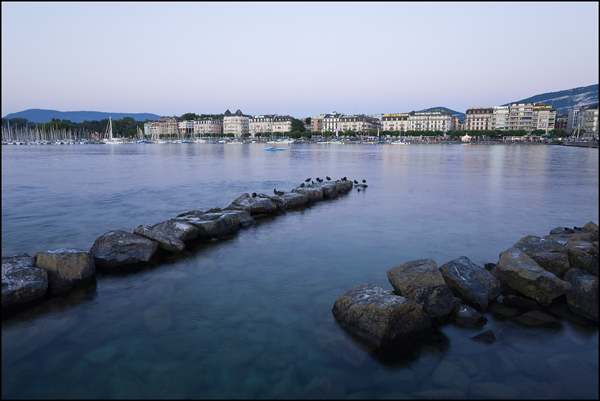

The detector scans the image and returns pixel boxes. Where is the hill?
[420,107,465,120]
[504,84,598,115]
[1,109,163,124]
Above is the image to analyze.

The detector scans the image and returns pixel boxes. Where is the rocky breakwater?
[2,178,355,315]
[333,221,598,352]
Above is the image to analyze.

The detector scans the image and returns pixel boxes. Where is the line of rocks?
[2,179,358,315]
[333,222,599,351]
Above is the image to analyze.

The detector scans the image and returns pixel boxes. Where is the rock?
[224,193,277,215]
[291,186,324,202]
[387,259,461,322]
[2,254,48,309]
[451,304,487,328]
[279,192,309,209]
[562,268,598,322]
[312,182,339,199]
[34,248,95,295]
[501,294,545,310]
[176,210,247,237]
[471,330,497,344]
[582,221,599,242]
[510,310,561,327]
[90,230,158,269]
[495,247,571,306]
[439,256,501,312]
[549,226,575,235]
[332,283,432,348]
[134,219,195,254]
[513,235,570,277]
[565,240,598,277]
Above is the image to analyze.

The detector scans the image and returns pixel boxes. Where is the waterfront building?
[465,107,493,131]
[157,117,180,138]
[408,109,453,133]
[323,112,343,133]
[249,115,275,136]
[491,106,509,131]
[311,114,325,133]
[272,115,293,133]
[577,103,599,138]
[194,117,222,136]
[222,109,250,137]
[178,120,194,137]
[555,113,568,131]
[452,115,464,131]
[532,103,556,134]
[508,102,534,132]
[382,113,410,132]
[144,122,152,138]
[567,109,580,134]
[338,114,380,133]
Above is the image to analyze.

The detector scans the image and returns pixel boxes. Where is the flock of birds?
[264,177,367,197]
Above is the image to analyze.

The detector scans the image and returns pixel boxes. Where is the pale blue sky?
[2,1,598,118]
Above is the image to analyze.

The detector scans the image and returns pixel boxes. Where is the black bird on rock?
[300,183,305,188]
[252,192,257,198]
[362,179,366,184]
[274,189,284,196]
[326,176,331,181]
[357,188,361,192]
[353,180,358,184]
[305,178,311,182]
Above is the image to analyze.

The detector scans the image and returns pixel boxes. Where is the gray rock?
[176,210,246,237]
[332,283,432,348]
[565,240,598,277]
[439,256,501,312]
[513,235,570,277]
[451,304,488,328]
[582,221,599,242]
[34,248,95,294]
[496,247,571,306]
[134,219,197,254]
[224,193,277,215]
[388,259,461,322]
[291,186,324,202]
[2,254,48,309]
[279,192,309,209]
[562,268,598,322]
[90,230,158,268]
[312,182,339,199]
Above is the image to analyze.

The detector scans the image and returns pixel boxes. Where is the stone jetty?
[333,221,598,351]
[2,179,355,314]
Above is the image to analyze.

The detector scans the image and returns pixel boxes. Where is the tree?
[291,119,306,132]
[304,117,311,126]
[181,113,200,120]
[532,129,546,136]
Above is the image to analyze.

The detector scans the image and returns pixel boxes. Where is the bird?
[357,188,361,192]
[353,180,358,184]
[316,177,321,182]
[252,192,257,198]
[326,176,331,181]
[362,179,366,183]
[300,183,305,188]
[276,190,284,196]
[305,178,311,182]
[311,180,315,185]
[341,177,347,182]
[273,189,278,195]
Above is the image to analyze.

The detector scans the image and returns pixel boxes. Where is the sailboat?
[103,117,124,144]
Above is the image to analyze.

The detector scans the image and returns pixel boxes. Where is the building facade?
[323,112,343,133]
[409,109,453,132]
[311,115,325,133]
[382,113,410,132]
[465,107,493,131]
[555,113,568,131]
[491,106,509,131]
[272,115,293,133]
[194,117,222,136]
[508,102,534,132]
[222,109,250,136]
[249,115,275,135]
[532,103,556,134]
[577,103,599,138]
[338,114,380,133]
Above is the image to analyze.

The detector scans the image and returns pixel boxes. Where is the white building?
[222,109,250,136]
[491,106,510,131]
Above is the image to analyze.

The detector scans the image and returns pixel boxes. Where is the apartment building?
[338,114,380,133]
[555,114,568,131]
[311,114,325,133]
[249,115,275,135]
[382,113,410,132]
[156,117,180,137]
[409,109,453,132]
[452,116,463,131]
[323,112,343,133]
[194,117,222,136]
[272,115,293,133]
[491,106,510,131]
[178,120,194,136]
[532,103,556,134]
[577,103,599,137]
[465,107,493,131]
[508,102,534,132]
[567,109,580,133]
[222,109,250,136]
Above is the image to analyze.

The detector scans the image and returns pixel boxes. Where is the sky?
[2,1,598,119]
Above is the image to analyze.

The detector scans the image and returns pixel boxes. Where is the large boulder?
[279,192,309,209]
[291,186,324,202]
[332,283,432,348]
[513,235,570,277]
[313,182,339,199]
[582,221,599,242]
[562,268,598,322]
[176,210,247,237]
[34,248,95,294]
[2,254,48,309]
[496,247,571,306]
[333,180,353,194]
[90,230,158,269]
[387,259,461,322]
[224,193,277,215]
[439,256,501,312]
[565,240,598,277]
[134,219,199,253]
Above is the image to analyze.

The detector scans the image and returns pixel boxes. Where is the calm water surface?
[2,143,598,399]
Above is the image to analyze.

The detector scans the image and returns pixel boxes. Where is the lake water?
[2,142,598,399]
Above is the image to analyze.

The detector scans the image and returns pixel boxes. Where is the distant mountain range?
[1,109,163,124]
[3,84,597,123]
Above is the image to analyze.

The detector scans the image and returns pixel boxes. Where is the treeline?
[1,116,149,138]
